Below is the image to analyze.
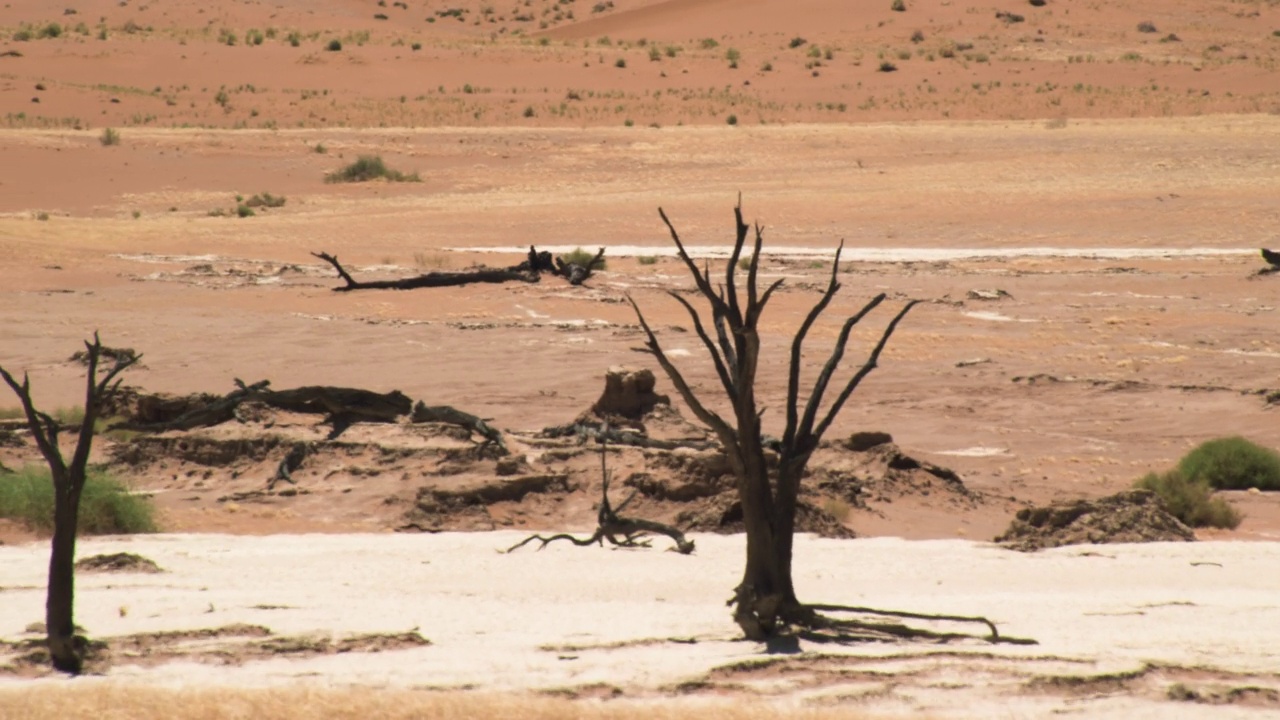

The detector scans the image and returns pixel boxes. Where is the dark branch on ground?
[506,435,695,555]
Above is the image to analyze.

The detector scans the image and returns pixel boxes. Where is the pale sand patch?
[1,533,1278,717]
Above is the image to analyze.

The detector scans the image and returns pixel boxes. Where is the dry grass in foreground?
[0,685,901,720]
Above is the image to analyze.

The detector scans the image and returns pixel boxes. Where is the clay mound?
[589,367,670,423]
[75,552,163,574]
[996,489,1195,552]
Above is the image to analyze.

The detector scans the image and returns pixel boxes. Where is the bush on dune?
[0,466,158,534]
[1177,436,1280,491]
[1134,470,1240,530]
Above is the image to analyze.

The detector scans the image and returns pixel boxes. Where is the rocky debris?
[623,469,730,502]
[967,288,1012,301]
[75,552,163,574]
[69,346,140,367]
[676,494,856,539]
[843,431,894,452]
[589,367,670,422]
[995,489,1195,552]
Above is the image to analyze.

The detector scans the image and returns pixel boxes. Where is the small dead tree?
[0,333,139,673]
[506,433,694,554]
[629,202,1008,643]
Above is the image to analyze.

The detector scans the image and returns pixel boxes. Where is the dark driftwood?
[411,401,506,452]
[312,251,538,291]
[269,442,310,490]
[111,379,270,432]
[506,438,695,555]
[540,421,714,451]
[553,247,606,285]
[313,246,606,292]
[111,381,411,437]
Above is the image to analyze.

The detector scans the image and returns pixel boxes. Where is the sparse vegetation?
[726,114,738,125]
[560,247,607,270]
[1029,0,1046,6]
[1178,437,1280,491]
[325,155,420,183]
[878,61,898,72]
[236,205,256,218]
[326,39,342,52]
[637,255,658,265]
[1135,470,1241,529]
[99,127,119,146]
[0,466,158,535]
[891,0,906,11]
[614,57,626,68]
[244,192,286,209]
[789,37,807,49]
[1137,21,1158,34]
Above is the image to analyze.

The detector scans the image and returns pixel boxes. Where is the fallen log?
[540,420,713,451]
[411,402,506,453]
[110,379,271,432]
[312,246,606,292]
[312,251,538,291]
[109,381,412,437]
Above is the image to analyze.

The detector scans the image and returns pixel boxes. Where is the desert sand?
[2,0,1280,716]
[4,533,1280,718]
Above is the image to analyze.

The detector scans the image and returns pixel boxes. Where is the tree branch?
[814,299,920,440]
[795,293,887,444]
[627,295,737,446]
[667,291,736,399]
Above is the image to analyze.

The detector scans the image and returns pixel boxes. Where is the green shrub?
[236,204,256,218]
[38,22,63,39]
[726,114,738,125]
[637,255,658,265]
[99,127,120,146]
[560,247,606,270]
[1178,436,1280,490]
[1135,470,1241,529]
[0,466,158,534]
[325,155,420,183]
[891,0,906,11]
[326,39,342,52]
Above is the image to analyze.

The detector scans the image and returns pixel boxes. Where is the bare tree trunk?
[46,483,83,672]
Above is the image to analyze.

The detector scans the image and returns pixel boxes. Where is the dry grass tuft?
[0,686,896,720]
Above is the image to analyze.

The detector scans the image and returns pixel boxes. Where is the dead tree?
[506,435,694,554]
[629,202,1013,643]
[0,333,139,673]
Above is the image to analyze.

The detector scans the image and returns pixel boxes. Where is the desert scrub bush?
[560,247,607,270]
[726,114,738,125]
[99,127,120,146]
[637,255,658,265]
[1136,21,1158,34]
[236,204,256,218]
[1135,470,1241,529]
[244,192,285,208]
[0,466,158,534]
[326,39,342,51]
[325,155,420,183]
[788,36,806,49]
[1177,436,1280,490]
[891,0,906,11]
[878,61,897,72]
